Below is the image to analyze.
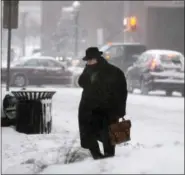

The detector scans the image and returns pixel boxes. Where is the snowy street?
[1,87,184,174]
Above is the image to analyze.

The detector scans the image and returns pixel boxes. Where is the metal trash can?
[11,90,56,134]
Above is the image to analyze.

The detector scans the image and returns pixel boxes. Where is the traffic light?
[129,16,137,31]
[3,0,19,29]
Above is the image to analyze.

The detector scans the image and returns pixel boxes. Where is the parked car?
[99,42,147,72]
[1,56,73,87]
[126,49,184,97]
[1,93,17,127]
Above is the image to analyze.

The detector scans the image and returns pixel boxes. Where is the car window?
[47,60,61,67]
[124,45,147,62]
[108,46,123,58]
[39,59,49,67]
[50,60,64,68]
[117,46,124,57]
[136,53,147,64]
[99,45,110,52]
[125,45,146,56]
[144,53,154,62]
[159,54,183,65]
[24,59,40,67]
[39,59,62,68]
[108,46,117,58]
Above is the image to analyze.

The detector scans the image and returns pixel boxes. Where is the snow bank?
[41,143,184,174]
[2,87,184,174]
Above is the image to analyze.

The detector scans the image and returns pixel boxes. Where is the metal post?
[124,1,131,42]
[21,12,27,56]
[123,1,125,43]
[6,2,12,92]
[74,11,79,57]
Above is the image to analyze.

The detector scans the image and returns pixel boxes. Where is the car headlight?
[56,57,63,61]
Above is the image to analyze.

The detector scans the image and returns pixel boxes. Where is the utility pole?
[3,0,19,91]
[72,1,80,57]
[123,1,131,42]
[123,1,125,43]
[21,12,28,56]
[74,11,79,57]
[6,2,12,91]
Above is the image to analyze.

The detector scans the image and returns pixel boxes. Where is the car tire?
[12,74,28,87]
[127,75,134,93]
[166,90,173,97]
[140,79,149,95]
[73,75,80,88]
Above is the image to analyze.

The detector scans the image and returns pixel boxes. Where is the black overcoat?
[78,57,127,148]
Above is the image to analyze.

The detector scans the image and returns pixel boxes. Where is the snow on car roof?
[145,49,183,56]
[109,42,143,46]
[20,56,56,61]
[15,56,59,64]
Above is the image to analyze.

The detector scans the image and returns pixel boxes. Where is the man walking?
[78,47,128,159]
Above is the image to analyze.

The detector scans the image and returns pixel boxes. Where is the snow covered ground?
[1,87,184,174]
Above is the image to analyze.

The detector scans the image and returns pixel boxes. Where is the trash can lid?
[11,88,56,100]
[14,87,57,92]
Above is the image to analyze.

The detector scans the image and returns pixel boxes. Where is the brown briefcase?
[109,118,131,145]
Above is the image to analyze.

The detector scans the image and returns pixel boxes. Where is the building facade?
[41,1,125,53]
[41,1,184,54]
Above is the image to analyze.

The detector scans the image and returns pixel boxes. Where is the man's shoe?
[103,153,115,158]
[90,151,104,160]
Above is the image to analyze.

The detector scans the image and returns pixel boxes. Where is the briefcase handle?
[118,116,125,122]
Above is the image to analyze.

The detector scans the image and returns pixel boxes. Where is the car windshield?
[159,54,184,65]
[99,45,110,52]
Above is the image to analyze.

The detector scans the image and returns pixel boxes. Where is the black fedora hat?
[82,47,103,61]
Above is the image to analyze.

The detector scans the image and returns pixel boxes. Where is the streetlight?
[72,1,80,57]
[21,11,29,56]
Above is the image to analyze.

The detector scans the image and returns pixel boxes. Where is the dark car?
[99,42,147,72]
[1,56,73,87]
[126,49,184,97]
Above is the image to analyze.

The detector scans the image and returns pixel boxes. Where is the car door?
[106,45,124,70]
[39,59,65,84]
[23,59,46,84]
